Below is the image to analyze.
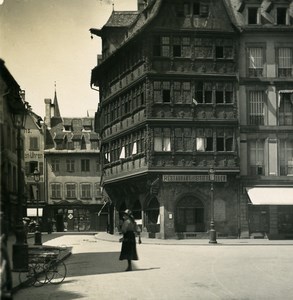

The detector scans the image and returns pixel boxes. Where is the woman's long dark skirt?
[119,231,138,261]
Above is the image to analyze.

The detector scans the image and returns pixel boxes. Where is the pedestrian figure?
[23,217,30,243]
[119,209,141,271]
[47,218,53,234]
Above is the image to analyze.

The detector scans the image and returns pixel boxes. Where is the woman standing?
[119,209,141,271]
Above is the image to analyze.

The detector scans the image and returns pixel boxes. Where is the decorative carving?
[212,106,217,118]
[179,110,185,118]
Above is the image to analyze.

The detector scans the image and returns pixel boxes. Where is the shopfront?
[47,204,108,232]
[246,187,293,239]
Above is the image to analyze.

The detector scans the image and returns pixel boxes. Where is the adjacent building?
[227,0,293,238]
[43,92,105,232]
[0,59,27,235]
[24,110,46,225]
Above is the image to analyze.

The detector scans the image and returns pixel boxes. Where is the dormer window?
[248,7,258,24]
[182,1,209,17]
[83,125,92,131]
[200,4,209,17]
[276,7,287,25]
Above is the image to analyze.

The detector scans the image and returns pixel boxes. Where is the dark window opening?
[226,137,233,151]
[225,91,233,103]
[153,45,161,56]
[217,138,224,151]
[81,159,90,172]
[196,91,203,103]
[163,90,171,102]
[248,7,258,24]
[173,45,182,57]
[176,4,184,17]
[257,165,263,175]
[193,3,200,15]
[206,137,213,151]
[205,91,212,103]
[277,8,287,25]
[184,3,190,16]
[27,161,38,175]
[216,91,224,104]
[216,46,224,59]
[153,37,161,56]
[140,92,144,105]
[201,5,209,17]
[124,102,128,114]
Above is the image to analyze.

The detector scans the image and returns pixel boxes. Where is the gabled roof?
[104,11,139,27]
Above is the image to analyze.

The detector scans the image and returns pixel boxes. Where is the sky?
[0,0,137,118]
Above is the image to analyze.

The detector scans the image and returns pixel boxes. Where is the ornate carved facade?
[91,0,293,239]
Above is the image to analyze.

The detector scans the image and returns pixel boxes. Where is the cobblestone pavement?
[13,233,293,300]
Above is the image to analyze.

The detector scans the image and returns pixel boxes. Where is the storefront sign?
[27,208,43,217]
[162,175,227,182]
[24,151,43,159]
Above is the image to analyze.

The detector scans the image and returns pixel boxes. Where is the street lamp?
[33,168,42,245]
[209,167,217,244]
[11,100,29,271]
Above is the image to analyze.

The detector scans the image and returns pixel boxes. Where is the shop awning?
[246,187,293,205]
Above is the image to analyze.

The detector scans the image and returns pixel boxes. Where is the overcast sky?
[0,0,137,118]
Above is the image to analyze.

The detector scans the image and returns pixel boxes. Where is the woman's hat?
[123,209,134,218]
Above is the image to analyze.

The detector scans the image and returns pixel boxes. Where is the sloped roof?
[54,132,66,140]
[82,118,93,126]
[104,11,139,27]
[72,133,82,140]
[63,118,72,126]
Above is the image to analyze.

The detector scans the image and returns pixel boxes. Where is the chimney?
[137,0,147,12]
[44,98,52,128]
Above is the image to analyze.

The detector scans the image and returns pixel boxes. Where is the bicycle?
[18,248,67,287]
[44,253,67,284]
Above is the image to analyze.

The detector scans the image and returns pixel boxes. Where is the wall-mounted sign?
[162,175,227,182]
[24,152,43,159]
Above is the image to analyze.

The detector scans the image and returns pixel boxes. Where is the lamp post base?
[209,229,217,244]
[34,225,42,245]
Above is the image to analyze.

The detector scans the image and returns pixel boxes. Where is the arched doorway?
[146,196,160,233]
[175,197,205,232]
[132,199,142,220]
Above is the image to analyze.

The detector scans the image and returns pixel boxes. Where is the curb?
[94,233,293,246]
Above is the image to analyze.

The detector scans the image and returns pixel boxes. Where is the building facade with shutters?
[228,0,293,239]
[0,59,27,235]
[43,93,105,232]
[24,111,46,226]
[91,0,242,239]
